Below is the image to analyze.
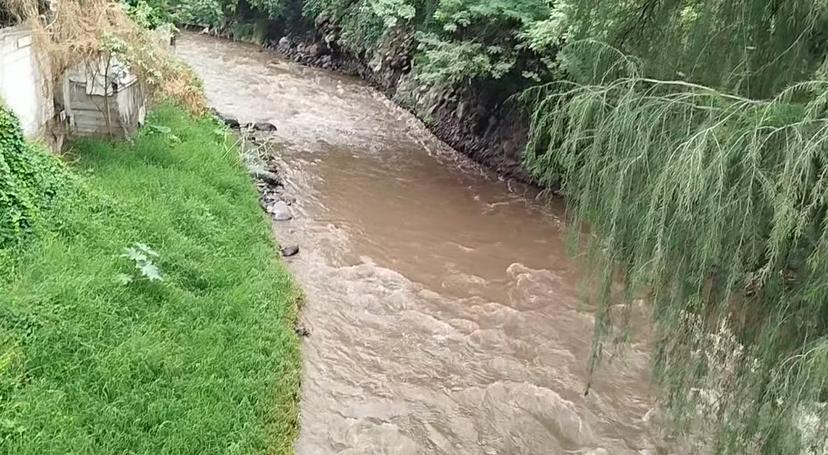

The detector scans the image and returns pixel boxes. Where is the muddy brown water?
[178,33,661,454]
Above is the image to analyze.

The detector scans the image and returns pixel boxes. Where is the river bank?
[277,34,533,184]
[189,18,536,185]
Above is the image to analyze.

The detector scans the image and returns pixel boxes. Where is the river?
[177,33,661,455]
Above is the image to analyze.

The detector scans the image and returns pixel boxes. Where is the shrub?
[0,107,68,248]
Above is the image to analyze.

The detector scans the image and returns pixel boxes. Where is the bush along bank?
[0,105,301,453]
[0,106,70,250]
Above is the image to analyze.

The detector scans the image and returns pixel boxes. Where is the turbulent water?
[178,33,661,454]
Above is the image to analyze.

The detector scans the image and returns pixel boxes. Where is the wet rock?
[456,101,467,120]
[278,36,290,51]
[306,43,321,58]
[294,323,310,337]
[280,244,299,257]
[253,122,278,132]
[320,55,333,69]
[211,109,240,129]
[269,200,293,221]
[279,194,296,205]
[249,168,280,186]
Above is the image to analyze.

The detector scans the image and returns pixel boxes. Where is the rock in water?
[281,244,299,257]
[249,168,280,186]
[220,115,240,129]
[278,193,296,205]
[253,122,278,132]
[278,36,290,51]
[210,109,240,129]
[294,323,310,337]
[269,200,293,221]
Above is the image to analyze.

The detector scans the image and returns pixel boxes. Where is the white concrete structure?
[0,23,56,139]
[60,58,147,137]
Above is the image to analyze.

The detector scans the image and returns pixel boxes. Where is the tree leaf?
[122,247,147,262]
[135,243,159,257]
[140,263,163,281]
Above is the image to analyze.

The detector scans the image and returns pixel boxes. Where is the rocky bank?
[201,13,535,184]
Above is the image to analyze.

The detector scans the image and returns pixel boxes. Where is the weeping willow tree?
[522,1,828,453]
[560,0,828,98]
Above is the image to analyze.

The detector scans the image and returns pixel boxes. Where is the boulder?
[278,36,290,51]
[279,194,296,205]
[294,323,310,336]
[253,122,278,132]
[281,244,299,257]
[306,43,321,58]
[320,55,333,69]
[269,200,293,221]
[211,109,240,129]
[249,168,280,186]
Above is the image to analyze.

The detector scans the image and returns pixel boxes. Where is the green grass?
[0,105,301,454]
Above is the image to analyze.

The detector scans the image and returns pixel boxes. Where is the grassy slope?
[0,106,300,454]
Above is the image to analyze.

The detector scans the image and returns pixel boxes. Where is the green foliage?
[246,0,283,20]
[165,0,283,27]
[0,107,68,249]
[414,33,515,86]
[173,0,233,26]
[561,0,828,98]
[523,46,828,452]
[0,105,300,453]
[413,0,554,85]
[431,0,548,31]
[301,0,559,87]
[297,0,828,93]
[124,0,174,29]
[120,243,164,282]
[370,0,416,27]
[0,108,34,247]
[518,2,573,54]
[304,0,419,56]
[515,1,828,452]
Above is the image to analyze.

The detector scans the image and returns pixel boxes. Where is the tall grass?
[0,105,300,453]
[523,51,828,453]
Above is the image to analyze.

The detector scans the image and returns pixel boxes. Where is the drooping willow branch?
[522,48,828,453]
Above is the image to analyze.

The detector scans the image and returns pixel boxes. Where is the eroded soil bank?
[177,33,663,454]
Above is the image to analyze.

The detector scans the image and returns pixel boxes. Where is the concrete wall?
[0,24,56,139]
[59,57,147,138]
[62,77,146,137]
